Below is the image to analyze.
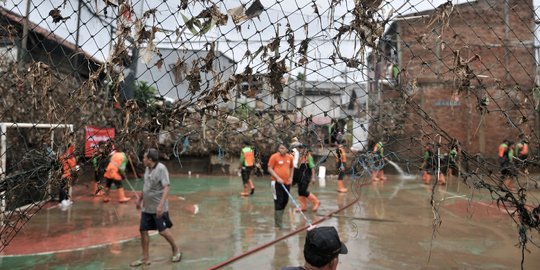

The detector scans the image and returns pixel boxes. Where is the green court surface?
[1,175,539,269]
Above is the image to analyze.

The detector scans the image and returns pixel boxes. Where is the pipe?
[208,182,370,270]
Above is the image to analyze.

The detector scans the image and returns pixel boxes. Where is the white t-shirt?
[292,148,300,169]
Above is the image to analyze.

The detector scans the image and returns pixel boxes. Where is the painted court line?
[1,232,159,257]
[441,190,509,214]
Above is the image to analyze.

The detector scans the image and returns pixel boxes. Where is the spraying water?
[386,160,417,180]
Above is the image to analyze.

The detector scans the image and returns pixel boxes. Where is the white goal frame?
[1,122,74,179]
[0,122,73,215]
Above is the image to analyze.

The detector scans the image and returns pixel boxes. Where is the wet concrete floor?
[1,174,540,269]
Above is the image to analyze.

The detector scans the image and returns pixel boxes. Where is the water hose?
[280,183,312,226]
[208,181,371,270]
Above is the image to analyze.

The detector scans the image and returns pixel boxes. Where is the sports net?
[0,0,539,265]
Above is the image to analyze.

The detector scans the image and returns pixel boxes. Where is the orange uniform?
[240,147,255,167]
[60,145,77,179]
[336,145,347,163]
[498,143,508,158]
[104,151,127,181]
[268,153,293,185]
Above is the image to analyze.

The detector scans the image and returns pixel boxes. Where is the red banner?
[84,126,115,157]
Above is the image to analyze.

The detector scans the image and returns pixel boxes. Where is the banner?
[84,126,115,157]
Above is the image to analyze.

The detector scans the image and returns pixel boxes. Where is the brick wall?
[399,0,534,87]
[377,0,537,159]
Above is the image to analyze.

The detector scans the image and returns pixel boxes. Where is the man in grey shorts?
[130,148,182,267]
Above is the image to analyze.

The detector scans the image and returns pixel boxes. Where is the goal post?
[0,122,74,215]
[0,122,74,180]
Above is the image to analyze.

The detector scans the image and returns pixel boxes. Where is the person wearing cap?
[268,143,294,228]
[282,226,348,270]
[295,145,320,212]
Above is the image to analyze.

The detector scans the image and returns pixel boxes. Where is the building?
[369,0,536,157]
[134,46,236,103]
[0,7,102,78]
[237,75,367,147]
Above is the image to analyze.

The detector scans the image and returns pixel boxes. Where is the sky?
[3,0,538,81]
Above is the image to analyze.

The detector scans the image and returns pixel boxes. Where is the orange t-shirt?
[268,152,293,184]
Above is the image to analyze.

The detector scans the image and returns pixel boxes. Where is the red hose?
[208,184,366,270]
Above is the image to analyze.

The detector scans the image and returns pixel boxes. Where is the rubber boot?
[117,187,131,203]
[438,173,446,185]
[337,180,348,193]
[92,182,98,196]
[308,193,320,211]
[249,180,255,195]
[296,196,307,212]
[503,179,515,192]
[103,187,111,203]
[378,170,387,181]
[92,182,104,196]
[240,184,250,196]
[371,171,380,182]
[422,172,431,185]
[274,210,284,228]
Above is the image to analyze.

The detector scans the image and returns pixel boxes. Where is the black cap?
[304,227,348,267]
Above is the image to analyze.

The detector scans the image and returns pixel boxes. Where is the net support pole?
[1,123,6,181]
[1,123,6,226]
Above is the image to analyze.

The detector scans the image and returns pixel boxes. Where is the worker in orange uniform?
[515,134,529,173]
[91,141,109,196]
[336,141,348,193]
[103,145,131,203]
[421,142,446,185]
[499,139,516,190]
[239,140,256,196]
[268,143,294,228]
[371,140,387,182]
[59,143,78,206]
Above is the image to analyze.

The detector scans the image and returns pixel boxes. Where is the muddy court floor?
[1,174,540,270]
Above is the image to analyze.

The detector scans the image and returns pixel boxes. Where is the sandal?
[172,252,183,263]
[129,259,151,267]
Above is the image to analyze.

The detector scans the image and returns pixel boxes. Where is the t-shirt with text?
[268,152,293,185]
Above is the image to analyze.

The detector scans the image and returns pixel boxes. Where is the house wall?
[399,0,534,85]
[135,48,235,103]
[302,95,342,119]
[378,0,536,158]
[0,46,17,63]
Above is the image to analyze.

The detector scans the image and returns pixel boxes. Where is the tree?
[296,72,306,81]
[133,81,157,108]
